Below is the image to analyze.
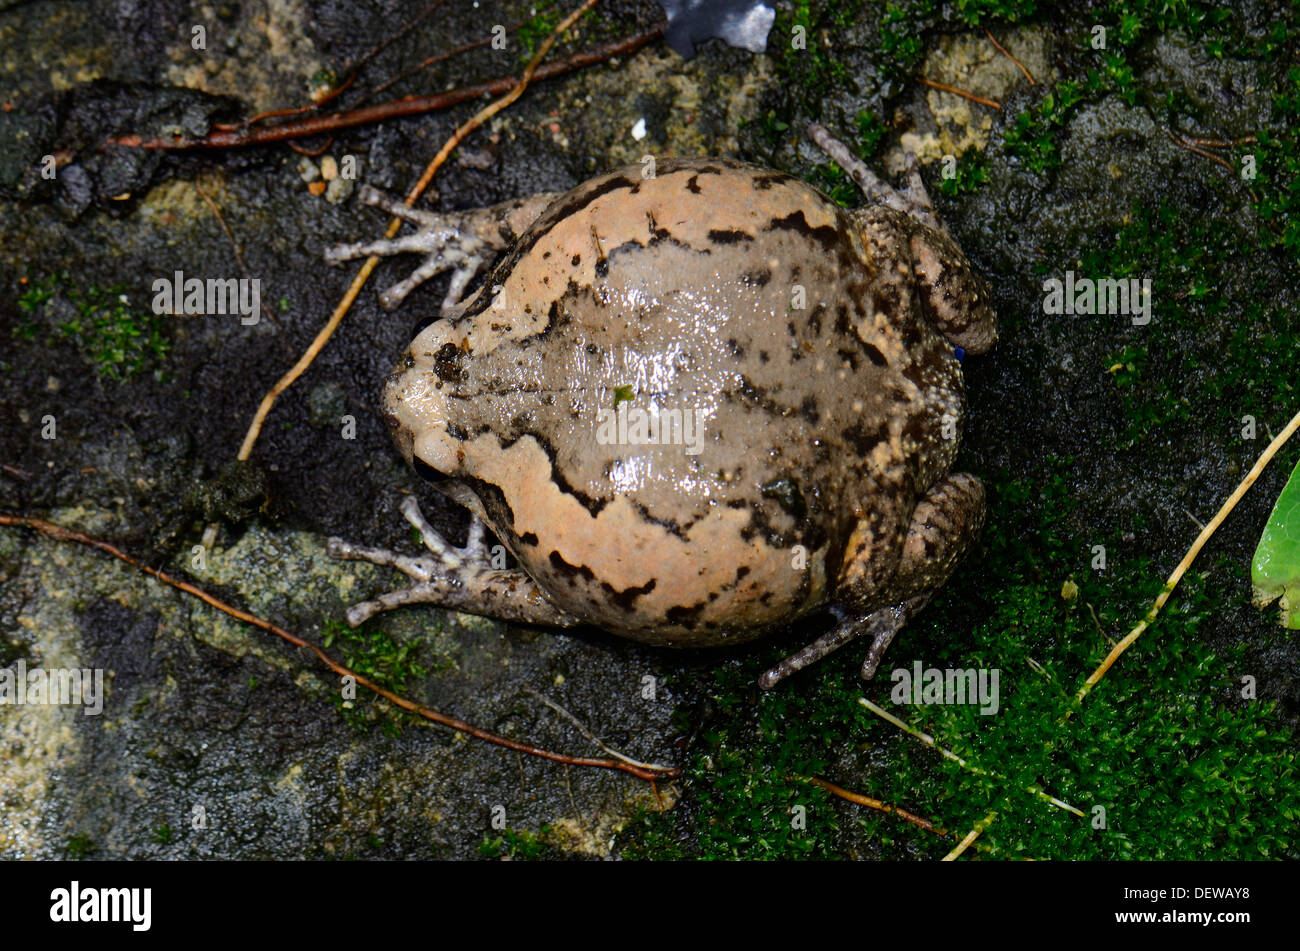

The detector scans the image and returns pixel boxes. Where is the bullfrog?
[325,123,996,688]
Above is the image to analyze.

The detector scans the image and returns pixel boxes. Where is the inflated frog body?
[326,124,996,688]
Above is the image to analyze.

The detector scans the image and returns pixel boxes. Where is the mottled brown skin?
[328,142,996,683]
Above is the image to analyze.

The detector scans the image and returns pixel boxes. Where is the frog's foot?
[806,122,943,233]
[759,472,986,690]
[758,599,926,690]
[324,186,559,312]
[327,496,581,629]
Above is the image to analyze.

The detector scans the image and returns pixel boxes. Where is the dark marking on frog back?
[462,474,517,531]
[708,228,754,245]
[765,209,843,254]
[500,431,609,518]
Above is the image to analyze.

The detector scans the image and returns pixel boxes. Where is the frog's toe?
[897,151,941,230]
[376,256,487,313]
[759,600,922,689]
[398,495,489,568]
[324,187,496,313]
[806,123,943,232]
[327,500,582,630]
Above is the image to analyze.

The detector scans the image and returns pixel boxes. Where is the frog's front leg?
[327,496,581,629]
[807,122,942,232]
[759,473,985,689]
[325,186,559,312]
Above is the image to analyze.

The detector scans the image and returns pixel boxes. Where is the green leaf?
[1251,455,1300,628]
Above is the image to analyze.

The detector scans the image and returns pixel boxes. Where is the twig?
[1085,601,1114,646]
[1166,129,1236,174]
[106,26,664,151]
[859,697,1083,816]
[213,0,445,130]
[525,687,676,773]
[1074,402,1300,706]
[916,76,1001,110]
[365,15,535,102]
[1179,135,1257,148]
[984,28,1035,85]
[286,138,335,157]
[943,809,997,861]
[0,511,677,782]
[193,179,280,329]
[218,76,357,131]
[805,776,947,836]
[236,0,607,462]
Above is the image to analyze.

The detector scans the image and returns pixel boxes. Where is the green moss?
[517,3,561,62]
[322,618,437,734]
[15,271,170,383]
[1252,66,1300,262]
[620,455,1299,859]
[152,824,174,845]
[1074,198,1296,447]
[936,148,990,197]
[1003,80,1085,174]
[878,1,935,80]
[951,0,1039,27]
[478,826,553,859]
[771,0,864,113]
[65,835,96,859]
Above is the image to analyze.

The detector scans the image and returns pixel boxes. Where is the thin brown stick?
[1166,130,1235,174]
[984,28,1035,85]
[286,137,335,157]
[236,0,606,462]
[193,179,280,329]
[916,76,1001,109]
[223,0,447,129]
[365,16,535,102]
[807,776,946,835]
[0,512,678,782]
[217,75,358,131]
[1074,402,1300,705]
[943,809,997,861]
[106,26,664,151]
[366,35,497,101]
[1179,135,1257,148]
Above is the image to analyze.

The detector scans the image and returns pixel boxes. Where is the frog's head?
[382,320,470,485]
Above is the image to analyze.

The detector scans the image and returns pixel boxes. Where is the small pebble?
[325,176,354,205]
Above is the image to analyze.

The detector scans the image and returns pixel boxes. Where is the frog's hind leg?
[327,496,580,629]
[758,600,924,690]
[324,185,559,312]
[759,473,985,689]
[806,122,944,233]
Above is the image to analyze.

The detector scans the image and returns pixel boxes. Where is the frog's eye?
[410,312,440,341]
[413,456,448,484]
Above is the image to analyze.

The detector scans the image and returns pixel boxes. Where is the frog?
[324,123,996,689]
